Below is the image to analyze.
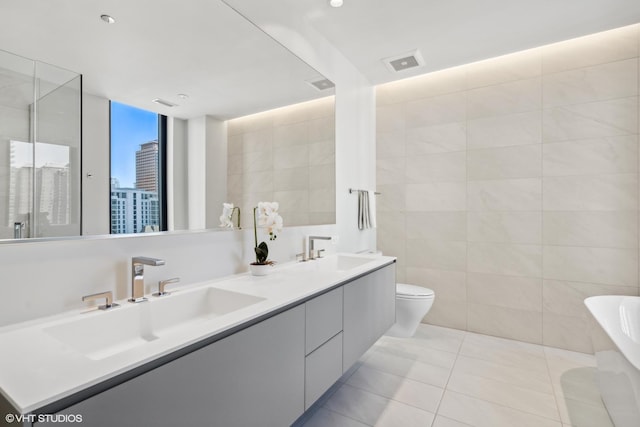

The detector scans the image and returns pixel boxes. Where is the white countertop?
[0,253,395,414]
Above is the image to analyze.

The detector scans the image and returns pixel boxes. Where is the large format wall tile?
[467,212,541,244]
[376,24,640,353]
[406,267,467,301]
[543,58,638,108]
[468,242,542,278]
[467,78,541,120]
[404,92,466,128]
[468,179,542,211]
[406,239,467,271]
[543,173,638,211]
[405,122,466,155]
[467,303,543,344]
[377,184,405,213]
[377,157,406,185]
[405,182,467,212]
[377,103,406,133]
[467,111,542,150]
[467,144,541,180]
[543,211,638,248]
[543,135,638,176]
[543,97,638,142]
[543,279,638,318]
[406,212,467,241]
[405,152,466,183]
[273,122,308,149]
[543,245,638,286]
[542,312,593,353]
[468,273,542,312]
[377,131,406,159]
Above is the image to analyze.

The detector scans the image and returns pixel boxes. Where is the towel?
[358,191,365,230]
[358,190,376,230]
[368,190,377,228]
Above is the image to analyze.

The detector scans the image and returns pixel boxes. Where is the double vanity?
[0,253,396,426]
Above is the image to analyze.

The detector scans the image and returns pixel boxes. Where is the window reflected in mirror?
[110,101,167,234]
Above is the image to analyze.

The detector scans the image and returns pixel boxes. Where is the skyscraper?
[135,140,158,192]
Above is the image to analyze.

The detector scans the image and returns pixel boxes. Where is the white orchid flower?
[219,203,234,228]
[256,201,283,239]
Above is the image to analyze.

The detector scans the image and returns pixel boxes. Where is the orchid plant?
[219,203,240,229]
[253,201,284,265]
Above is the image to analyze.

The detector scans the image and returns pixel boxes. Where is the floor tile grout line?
[319,406,375,427]
[443,388,564,424]
[357,354,453,389]
[431,331,466,424]
[445,361,556,396]
[339,377,441,416]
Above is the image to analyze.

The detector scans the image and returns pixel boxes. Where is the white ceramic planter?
[249,263,272,276]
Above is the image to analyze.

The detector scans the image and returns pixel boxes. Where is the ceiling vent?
[307,78,335,91]
[382,49,424,73]
[152,98,178,108]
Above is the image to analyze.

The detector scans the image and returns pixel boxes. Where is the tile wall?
[227,96,336,228]
[376,24,640,352]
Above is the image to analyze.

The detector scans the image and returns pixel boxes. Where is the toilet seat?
[397,283,434,299]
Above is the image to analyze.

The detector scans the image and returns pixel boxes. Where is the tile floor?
[296,324,613,427]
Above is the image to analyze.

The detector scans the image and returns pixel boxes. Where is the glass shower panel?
[0,50,34,239]
[34,64,81,238]
[0,49,81,239]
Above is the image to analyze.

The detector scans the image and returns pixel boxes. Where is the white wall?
[205,116,228,229]
[168,117,189,231]
[81,94,110,235]
[0,223,336,327]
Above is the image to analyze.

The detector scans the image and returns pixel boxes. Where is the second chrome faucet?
[130,256,165,303]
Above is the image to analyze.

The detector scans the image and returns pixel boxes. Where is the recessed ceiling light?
[329,0,343,7]
[177,94,189,100]
[100,14,116,24]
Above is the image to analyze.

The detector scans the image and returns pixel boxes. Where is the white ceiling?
[0,0,329,120]
[295,0,640,84]
[1,0,640,119]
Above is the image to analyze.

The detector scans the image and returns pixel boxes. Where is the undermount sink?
[150,287,265,336]
[315,255,374,271]
[44,306,158,360]
[44,287,265,360]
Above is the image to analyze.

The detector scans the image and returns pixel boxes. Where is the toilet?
[386,283,435,338]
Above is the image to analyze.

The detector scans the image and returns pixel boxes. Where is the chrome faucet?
[308,236,332,260]
[130,256,165,303]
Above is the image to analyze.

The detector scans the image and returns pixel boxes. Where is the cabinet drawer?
[305,332,342,410]
[305,287,343,355]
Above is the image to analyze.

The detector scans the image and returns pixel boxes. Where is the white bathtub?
[585,295,640,427]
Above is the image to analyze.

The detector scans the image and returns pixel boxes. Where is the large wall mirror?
[0,0,335,241]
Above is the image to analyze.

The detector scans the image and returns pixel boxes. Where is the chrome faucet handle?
[82,291,119,310]
[316,249,326,259]
[153,277,180,297]
[130,256,166,303]
[295,252,308,262]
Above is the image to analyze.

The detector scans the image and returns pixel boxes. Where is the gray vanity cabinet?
[31,261,396,427]
[343,264,396,371]
[35,306,305,427]
[304,287,343,409]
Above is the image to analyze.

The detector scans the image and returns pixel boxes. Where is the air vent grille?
[152,98,178,108]
[307,78,335,91]
[382,49,424,73]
